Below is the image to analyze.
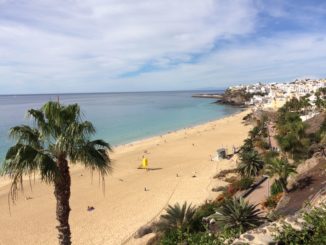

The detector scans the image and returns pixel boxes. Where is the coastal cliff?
[218,88,251,106]
[193,88,251,106]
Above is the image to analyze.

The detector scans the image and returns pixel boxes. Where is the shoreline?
[114,108,246,150]
[0,109,251,245]
[0,109,246,190]
[0,104,242,162]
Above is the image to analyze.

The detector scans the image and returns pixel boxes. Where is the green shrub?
[190,202,217,232]
[263,196,278,209]
[263,193,283,209]
[263,150,279,165]
[159,229,180,245]
[183,232,222,245]
[262,141,270,149]
[233,177,254,190]
[271,180,283,196]
[255,140,270,150]
[224,184,238,198]
[266,210,281,221]
[159,230,223,245]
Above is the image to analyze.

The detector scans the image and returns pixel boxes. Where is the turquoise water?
[0,91,241,160]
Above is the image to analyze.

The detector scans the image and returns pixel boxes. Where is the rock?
[266,226,277,233]
[243,234,255,241]
[216,88,251,106]
[209,218,216,224]
[232,194,326,245]
[134,225,154,238]
[233,242,246,245]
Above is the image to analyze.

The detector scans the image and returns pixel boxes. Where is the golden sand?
[0,110,250,245]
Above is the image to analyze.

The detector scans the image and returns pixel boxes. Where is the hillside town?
[230,78,326,111]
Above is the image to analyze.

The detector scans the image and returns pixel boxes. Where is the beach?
[0,110,251,245]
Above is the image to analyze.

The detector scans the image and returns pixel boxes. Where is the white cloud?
[115,33,326,90]
[0,0,258,93]
[0,0,325,94]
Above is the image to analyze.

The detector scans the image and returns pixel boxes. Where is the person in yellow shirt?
[141,155,148,170]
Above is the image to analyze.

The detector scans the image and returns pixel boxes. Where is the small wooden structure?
[213,148,227,161]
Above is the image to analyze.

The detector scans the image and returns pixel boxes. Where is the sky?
[0,0,326,94]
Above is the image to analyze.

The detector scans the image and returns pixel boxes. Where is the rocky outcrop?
[217,88,252,106]
[192,88,259,106]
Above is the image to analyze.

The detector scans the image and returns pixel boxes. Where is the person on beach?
[141,155,148,170]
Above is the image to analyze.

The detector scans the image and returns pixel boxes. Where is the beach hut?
[213,148,227,161]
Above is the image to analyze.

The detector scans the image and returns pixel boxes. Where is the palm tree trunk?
[54,157,72,245]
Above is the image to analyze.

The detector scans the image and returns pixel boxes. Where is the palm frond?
[41,101,64,136]
[212,197,263,233]
[35,153,58,183]
[238,150,264,177]
[9,125,41,148]
[72,139,112,175]
[2,144,58,203]
[156,202,196,232]
[27,109,51,137]
[65,121,95,139]
[265,157,296,192]
[61,103,81,123]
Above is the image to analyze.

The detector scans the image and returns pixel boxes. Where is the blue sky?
[0,0,325,94]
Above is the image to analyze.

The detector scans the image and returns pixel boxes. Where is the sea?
[0,91,242,161]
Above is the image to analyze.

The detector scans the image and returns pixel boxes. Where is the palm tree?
[283,97,301,112]
[156,202,196,233]
[315,94,325,111]
[249,126,260,140]
[276,112,307,159]
[212,197,263,234]
[237,150,264,177]
[2,102,112,245]
[241,138,254,152]
[265,158,296,193]
[299,96,311,113]
[315,89,326,112]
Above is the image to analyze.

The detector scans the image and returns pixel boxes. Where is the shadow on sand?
[137,167,163,171]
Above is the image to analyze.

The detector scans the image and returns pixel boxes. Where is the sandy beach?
[0,110,251,245]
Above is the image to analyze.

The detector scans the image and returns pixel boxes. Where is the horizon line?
[0,88,227,96]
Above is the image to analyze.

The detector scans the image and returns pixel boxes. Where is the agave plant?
[156,202,196,233]
[212,197,263,234]
[2,101,112,245]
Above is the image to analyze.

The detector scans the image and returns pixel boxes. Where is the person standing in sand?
[141,155,149,170]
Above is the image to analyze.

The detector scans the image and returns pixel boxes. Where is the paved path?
[268,122,280,150]
[245,177,271,210]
